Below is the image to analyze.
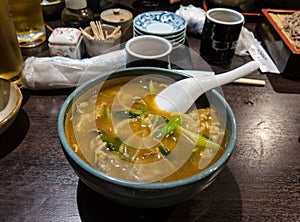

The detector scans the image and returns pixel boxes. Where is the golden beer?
[8,0,46,48]
[0,0,23,82]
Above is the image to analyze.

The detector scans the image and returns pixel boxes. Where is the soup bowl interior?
[58,67,237,208]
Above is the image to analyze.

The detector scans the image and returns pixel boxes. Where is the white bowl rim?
[206,8,245,26]
[125,35,173,59]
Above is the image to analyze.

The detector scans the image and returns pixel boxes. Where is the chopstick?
[233,78,266,86]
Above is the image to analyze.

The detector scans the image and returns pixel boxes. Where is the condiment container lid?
[100,8,133,23]
[65,0,87,10]
[48,27,82,45]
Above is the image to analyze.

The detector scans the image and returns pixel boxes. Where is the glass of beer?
[8,0,46,48]
[0,0,23,83]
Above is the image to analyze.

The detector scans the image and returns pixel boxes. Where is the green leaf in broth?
[99,130,118,151]
[158,145,171,156]
[113,110,142,119]
[154,117,182,139]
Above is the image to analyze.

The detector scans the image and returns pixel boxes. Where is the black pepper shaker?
[61,0,94,28]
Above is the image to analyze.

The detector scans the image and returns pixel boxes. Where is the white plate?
[132,32,186,48]
[171,37,186,49]
[133,11,187,35]
[168,34,186,44]
[133,27,146,36]
[163,30,186,40]
[133,26,186,40]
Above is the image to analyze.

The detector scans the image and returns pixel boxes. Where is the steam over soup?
[64,75,226,183]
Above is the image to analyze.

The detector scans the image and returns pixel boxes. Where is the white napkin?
[22,49,127,90]
[236,27,280,74]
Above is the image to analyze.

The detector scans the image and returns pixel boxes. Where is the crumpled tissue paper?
[175,4,206,35]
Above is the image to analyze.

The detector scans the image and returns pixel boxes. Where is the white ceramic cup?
[125,35,172,68]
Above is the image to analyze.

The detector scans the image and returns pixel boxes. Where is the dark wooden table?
[1,5,300,222]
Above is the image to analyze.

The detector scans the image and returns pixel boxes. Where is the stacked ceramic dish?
[133,11,187,49]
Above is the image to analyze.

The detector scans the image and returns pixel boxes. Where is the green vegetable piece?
[176,126,224,152]
[113,137,122,148]
[139,105,149,114]
[158,145,171,156]
[154,117,182,139]
[99,130,118,151]
[113,110,142,119]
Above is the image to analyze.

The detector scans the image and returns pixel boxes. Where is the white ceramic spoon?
[155,61,259,113]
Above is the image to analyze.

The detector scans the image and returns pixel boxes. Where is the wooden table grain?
[0,15,299,222]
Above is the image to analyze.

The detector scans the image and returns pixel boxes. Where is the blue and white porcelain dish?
[133,11,187,35]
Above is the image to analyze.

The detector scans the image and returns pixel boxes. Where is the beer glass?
[8,0,46,48]
[0,0,23,82]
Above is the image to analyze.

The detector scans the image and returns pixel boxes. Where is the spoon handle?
[192,61,259,97]
[155,61,259,113]
[215,61,259,85]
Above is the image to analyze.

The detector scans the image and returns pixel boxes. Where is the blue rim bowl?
[58,67,237,208]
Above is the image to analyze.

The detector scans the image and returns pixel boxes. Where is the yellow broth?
[64,76,226,183]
